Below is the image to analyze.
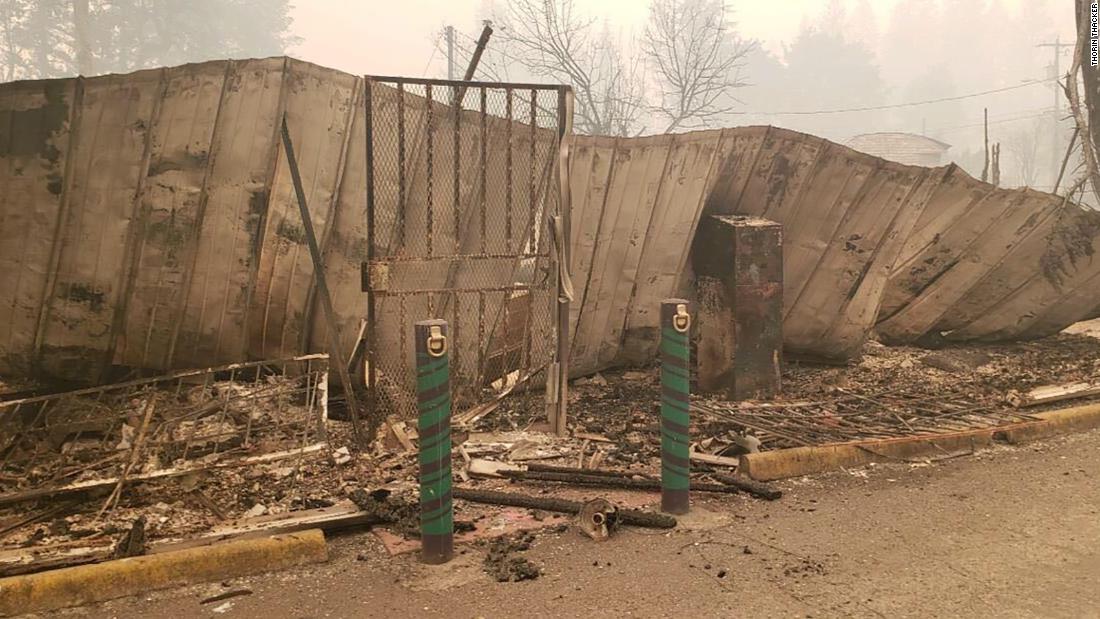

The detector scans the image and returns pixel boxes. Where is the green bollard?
[660,299,692,515]
[415,319,454,564]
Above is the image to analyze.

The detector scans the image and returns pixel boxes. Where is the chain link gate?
[363,77,571,425]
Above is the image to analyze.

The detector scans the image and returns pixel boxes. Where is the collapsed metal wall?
[568,127,944,372]
[0,57,365,381]
[3,58,1100,386]
[567,126,1100,372]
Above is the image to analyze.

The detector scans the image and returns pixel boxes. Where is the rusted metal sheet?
[170,58,288,370]
[117,63,229,371]
[36,69,163,380]
[619,131,723,365]
[4,57,1100,386]
[0,78,77,377]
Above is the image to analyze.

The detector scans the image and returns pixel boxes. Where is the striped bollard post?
[660,299,692,515]
[415,319,454,564]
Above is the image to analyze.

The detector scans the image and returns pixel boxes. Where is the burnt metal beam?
[452,487,676,529]
[692,215,783,400]
[281,115,365,443]
[499,469,773,499]
[709,472,782,501]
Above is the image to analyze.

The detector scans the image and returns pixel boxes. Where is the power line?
[454,28,533,77]
[727,79,1057,116]
[421,30,443,77]
[448,32,515,84]
[929,108,1051,134]
[933,111,1050,135]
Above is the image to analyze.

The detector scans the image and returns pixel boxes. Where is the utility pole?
[448,23,493,105]
[1038,37,1074,190]
[982,108,989,183]
[445,25,455,80]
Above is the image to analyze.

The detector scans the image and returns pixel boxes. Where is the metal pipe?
[660,298,692,515]
[415,319,454,564]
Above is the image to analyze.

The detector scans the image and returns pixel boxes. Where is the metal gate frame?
[363,76,573,433]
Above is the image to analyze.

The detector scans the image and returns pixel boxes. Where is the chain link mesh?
[365,79,564,422]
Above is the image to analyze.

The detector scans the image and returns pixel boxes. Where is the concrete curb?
[992,403,1100,444]
[739,402,1100,481]
[0,529,327,616]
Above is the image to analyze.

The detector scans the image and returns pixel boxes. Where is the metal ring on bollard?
[426,325,447,357]
[672,303,691,333]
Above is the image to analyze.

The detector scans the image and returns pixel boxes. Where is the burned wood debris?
[2,313,1099,581]
[0,356,354,575]
[452,488,676,530]
[483,531,541,582]
[497,468,771,498]
[0,355,330,505]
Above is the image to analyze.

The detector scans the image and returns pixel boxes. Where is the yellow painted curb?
[0,529,327,616]
[739,428,1001,481]
[993,402,1100,444]
[740,401,1100,481]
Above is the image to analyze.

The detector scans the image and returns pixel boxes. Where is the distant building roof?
[846,132,952,166]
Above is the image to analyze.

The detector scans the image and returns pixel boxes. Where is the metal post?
[415,319,453,564]
[551,86,574,437]
[660,299,691,515]
[281,115,364,445]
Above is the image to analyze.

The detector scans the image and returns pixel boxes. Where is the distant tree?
[779,25,887,140]
[893,62,961,136]
[844,0,879,52]
[641,0,754,132]
[730,44,785,124]
[879,0,943,87]
[0,1,71,80]
[495,0,755,136]
[0,0,298,80]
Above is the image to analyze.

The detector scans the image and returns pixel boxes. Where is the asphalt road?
[55,429,1100,618]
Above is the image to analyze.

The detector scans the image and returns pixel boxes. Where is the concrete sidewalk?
[54,429,1100,619]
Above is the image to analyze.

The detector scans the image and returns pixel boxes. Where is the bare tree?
[495,0,646,136]
[642,0,753,132]
[1070,0,1100,205]
[1005,120,1043,188]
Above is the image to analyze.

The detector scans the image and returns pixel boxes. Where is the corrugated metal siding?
[879,178,1100,345]
[3,58,1100,385]
[569,126,945,371]
[0,58,366,381]
[570,124,1100,370]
